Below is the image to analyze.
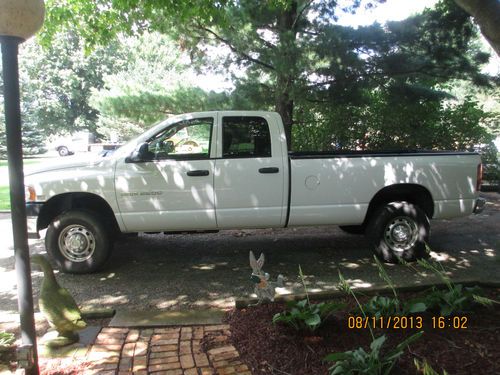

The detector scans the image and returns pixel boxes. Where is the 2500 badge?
[120,191,163,197]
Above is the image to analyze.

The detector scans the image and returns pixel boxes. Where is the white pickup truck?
[25,111,485,273]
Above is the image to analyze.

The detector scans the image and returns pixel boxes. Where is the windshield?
[110,118,175,159]
[111,112,217,160]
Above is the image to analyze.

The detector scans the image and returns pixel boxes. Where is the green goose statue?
[31,254,87,347]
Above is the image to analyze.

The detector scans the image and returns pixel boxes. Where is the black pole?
[1,35,39,375]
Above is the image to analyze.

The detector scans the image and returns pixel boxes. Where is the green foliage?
[0,186,11,211]
[423,284,483,316]
[479,143,500,186]
[325,331,424,375]
[0,332,15,350]
[0,32,126,156]
[273,265,344,331]
[0,89,45,158]
[0,121,5,159]
[414,259,497,316]
[414,358,449,375]
[362,296,401,318]
[292,92,495,152]
[335,270,424,374]
[39,0,497,149]
[41,0,231,49]
[360,295,426,318]
[273,299,344,332]
[359,258,427,318]
[19,32,126,136]
[90,32,231,140]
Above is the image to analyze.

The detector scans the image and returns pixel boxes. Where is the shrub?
[358,257,427,318]
[414,358,449,375]
[273,299,344,331]
[273,265,344,331]
[416,259,496,316]
[0,332,15,351]
[325,329,423,374]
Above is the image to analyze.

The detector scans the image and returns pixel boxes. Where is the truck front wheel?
[366,202,429,263]
[45,210,112,273]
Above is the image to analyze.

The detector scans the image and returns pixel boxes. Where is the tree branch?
[199,25,276,71]
[292,0,315,30]
[307,66,460,88]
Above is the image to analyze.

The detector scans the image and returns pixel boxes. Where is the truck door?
[115,116,217,232]
[214,114,286,228]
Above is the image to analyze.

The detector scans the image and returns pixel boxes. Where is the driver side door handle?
[259,167,279,174]
[187,170,210,177]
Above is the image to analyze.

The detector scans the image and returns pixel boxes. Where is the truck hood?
[25,157,109,176]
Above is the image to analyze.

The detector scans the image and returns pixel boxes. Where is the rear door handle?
[259,167,279,174]
[187,170,210,177]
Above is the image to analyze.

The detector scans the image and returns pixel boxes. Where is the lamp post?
[0,1,45,374]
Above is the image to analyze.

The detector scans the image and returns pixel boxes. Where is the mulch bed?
[226,289,500,375]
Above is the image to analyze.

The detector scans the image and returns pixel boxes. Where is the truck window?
[148,118,213,160]
[222,116,271,158]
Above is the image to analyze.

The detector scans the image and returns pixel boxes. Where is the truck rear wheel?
[366,202,429,263]
[45,210,112,274]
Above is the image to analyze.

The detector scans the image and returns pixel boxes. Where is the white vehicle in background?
[25,111,485,274]
[49,132,92,156]
[49,131,122,157]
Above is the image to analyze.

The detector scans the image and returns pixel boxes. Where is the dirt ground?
[0,192,498,333]
[228,289,500,375]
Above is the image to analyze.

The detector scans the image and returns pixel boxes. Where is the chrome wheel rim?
[58,225,96,262]
[384,216,418,253]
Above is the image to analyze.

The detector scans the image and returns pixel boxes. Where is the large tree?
[41,0,494,148]
[19,32,126,136]
[91,32,230,140]
[181,0,491,147]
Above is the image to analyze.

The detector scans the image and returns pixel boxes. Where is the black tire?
[58,146,70,157]
[366,202,429,263]
[45,210,112,274]
[339,225,365,235]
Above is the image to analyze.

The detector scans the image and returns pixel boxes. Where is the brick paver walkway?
[83,325,250,375]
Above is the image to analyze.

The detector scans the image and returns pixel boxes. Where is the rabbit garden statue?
[249,251,284,305]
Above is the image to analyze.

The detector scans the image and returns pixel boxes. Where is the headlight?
[25,186,36,202]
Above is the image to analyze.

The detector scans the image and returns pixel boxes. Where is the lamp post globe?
[0,1,45,374]
[0,0,45,40]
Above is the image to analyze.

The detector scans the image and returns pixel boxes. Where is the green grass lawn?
[0,158,43,168]
[0,159,45,210]
[0,186,10,211]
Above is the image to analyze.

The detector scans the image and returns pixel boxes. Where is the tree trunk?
[454,0,500,56]
[275,85,294,150]
[275,2,298,150]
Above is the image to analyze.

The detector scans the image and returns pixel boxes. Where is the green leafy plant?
[415,259,497,316]
[360,257,427,318]
[0,332,15,351]
[325,331,423,375]
[273,299,344,331]
[273,265,344,331]
[331,272,423,374]
[414,358,449,375]
[362,295,402,318]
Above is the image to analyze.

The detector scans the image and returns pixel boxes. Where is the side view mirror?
[125,142,154,163]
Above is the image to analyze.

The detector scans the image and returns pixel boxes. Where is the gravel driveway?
[0,193,498,330]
